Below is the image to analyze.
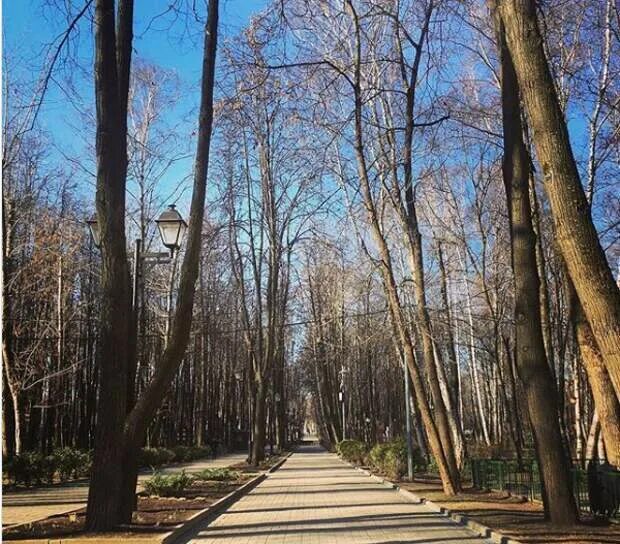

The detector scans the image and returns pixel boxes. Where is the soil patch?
[400,477,620,544]
[228,453,283,473]
[3,476,252,541]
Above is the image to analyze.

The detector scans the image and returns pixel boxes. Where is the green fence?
[471,458,620,520]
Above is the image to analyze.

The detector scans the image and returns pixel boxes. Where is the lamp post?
[87,204,187,341]
[88,204,187,257]
[234,369,251,459]
[338,366,348,441]
[402,355,414,481]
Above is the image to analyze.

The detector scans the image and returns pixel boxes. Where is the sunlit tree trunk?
[498,0,620,400]
[494,9,578,524]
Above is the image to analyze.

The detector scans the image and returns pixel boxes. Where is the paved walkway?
[2,452,248,526]
[181,445,493,544]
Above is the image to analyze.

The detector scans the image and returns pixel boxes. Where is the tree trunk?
[494,9,578,524]
[498,0,620,399]
[437,242,460,422]
[117,0,219,522]
[85,0,134,530]
[460,250,491,446]
[251,378,266,465]
[573,291,620,466]
[344,0,459,494]
[585,411,600,461]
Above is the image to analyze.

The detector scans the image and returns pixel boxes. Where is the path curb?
[338,456,522,544]
[162,451,292,544]
[7,453,292,544]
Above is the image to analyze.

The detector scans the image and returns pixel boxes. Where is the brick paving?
[182,445,493,544]
[2,452,249,526]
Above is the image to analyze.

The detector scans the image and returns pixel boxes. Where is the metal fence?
[470,458,620,520]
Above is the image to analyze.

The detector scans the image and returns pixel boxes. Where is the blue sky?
[4,0,268,219]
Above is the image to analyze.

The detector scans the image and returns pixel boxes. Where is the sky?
[3,0,268,221]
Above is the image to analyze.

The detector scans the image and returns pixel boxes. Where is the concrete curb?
[7,453,293,544]
[337,455,523,544]
[162,451,292,544]
[160,471,267,544]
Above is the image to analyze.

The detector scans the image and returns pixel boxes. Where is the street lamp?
[87,204,187,259]
[155,204,188,257]
[338,366,348,441]
[87,205,187,354]
[402,354,414,481]
[86,214,101,248]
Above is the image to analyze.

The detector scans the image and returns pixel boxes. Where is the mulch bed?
[400,477,620,544]
[228,453,283,473]
[3,477,252,541]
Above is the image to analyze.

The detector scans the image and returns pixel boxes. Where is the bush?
[367,439,426,480]
[139,445,211,468]
[5,452,43,486]
[190,446,212,460]
[194,467,239,481]
[383,438,408,480]
[171,446,193,462]
[140,447,176,468]
[4,448,91,486]
[143,470,194,497]
[41,455,58,484]
[53,448,90,481]
[337,439,367,465]
[170,445,212,462]
[367,443,390,471]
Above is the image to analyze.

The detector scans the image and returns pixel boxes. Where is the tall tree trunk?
[498,0,620,399]
[585,412,600,461]
[251,378,267,464]
[118,0,219,522]
[344,0,459,494]
[436,242,460,421]
[86,0,134,530]
[494,9,578,524]
[460,250,491,445]
[572,290,620,466]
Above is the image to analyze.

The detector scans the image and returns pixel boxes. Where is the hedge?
[3,444,213,486]
[337,439,367,465]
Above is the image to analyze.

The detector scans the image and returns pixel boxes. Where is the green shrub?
[337,439,367,465]
[194,467,239,481]
[75,450,93,477]
[171,446,193,462]
[6,452,43,486]
[40,455,58,484]
[143,470,194,497]
[4,448,90,486]
[168,445,212,463]
[383,438,407,480]
[368,439,426,480]
[140,447,176,468]
[53,448,88,481]
[190,446,212,460]
[367,442,390,471]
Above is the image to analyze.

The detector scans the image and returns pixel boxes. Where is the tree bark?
[118,0,219,521]
[343,0,459,494]
[494,8,578,524]
[572,288,620,466]
[498,0,620,399]
[86,0,134,530]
